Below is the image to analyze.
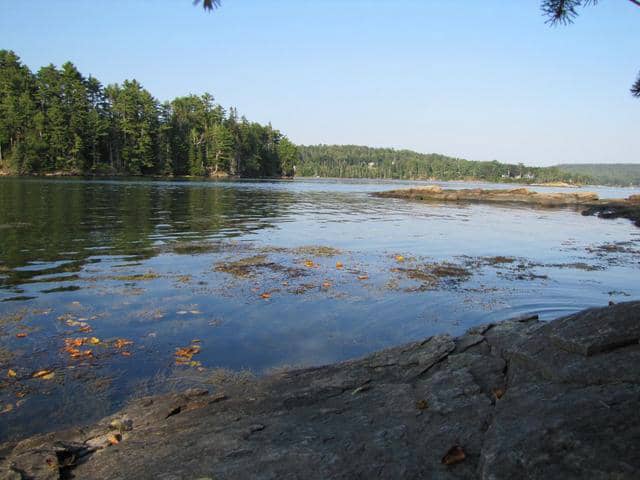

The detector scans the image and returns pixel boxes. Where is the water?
[1,177,639,440]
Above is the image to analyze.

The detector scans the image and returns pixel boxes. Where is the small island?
[374,186,640,226]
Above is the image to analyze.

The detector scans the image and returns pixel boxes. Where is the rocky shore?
[1,302,639,479]
[374,186,640,226]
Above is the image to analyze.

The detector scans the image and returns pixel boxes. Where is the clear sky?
[1,0,639,166]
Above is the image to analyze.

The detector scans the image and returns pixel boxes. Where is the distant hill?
[556,164,640,187]
[296,145,591,184]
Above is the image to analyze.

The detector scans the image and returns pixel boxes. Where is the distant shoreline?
[0,170,294,181]
[2,170,639,188]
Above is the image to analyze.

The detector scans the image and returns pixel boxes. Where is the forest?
[0,50,297,177]
[1,50,632,186]
[556,164,640,187]
[296,145,594,184]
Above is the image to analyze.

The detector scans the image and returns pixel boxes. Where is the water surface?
[1,177,639,440]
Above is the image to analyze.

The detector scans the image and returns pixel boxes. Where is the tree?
[59,62,92,172]
[195,0,220,11]
[541,0,640,97]
[277,137,298,177]
[168,94,218,176]
[85,76,110,171]
[0,49,296,178]
[157,102,175,175]
[0,50,39,172]
[105,80,159,174]
[209,123,234,174]
[34,64,65,171]
[293,144,596,183]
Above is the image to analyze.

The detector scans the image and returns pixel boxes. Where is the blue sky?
[1,0,639,166]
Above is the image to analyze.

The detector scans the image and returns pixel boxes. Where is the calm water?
[1,177,639,440]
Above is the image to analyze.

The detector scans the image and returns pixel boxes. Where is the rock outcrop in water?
[1,302,639,479]
[374,185,600,206]
[374,186,640,226]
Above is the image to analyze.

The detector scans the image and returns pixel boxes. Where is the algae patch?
[109,272,160,282]
[290,246,342,257]
[215,255,305,279]
[392,262,472,291]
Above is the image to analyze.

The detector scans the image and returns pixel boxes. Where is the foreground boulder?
[1,302,639,479]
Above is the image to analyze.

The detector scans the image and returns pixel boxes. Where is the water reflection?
[0,177,639,441]
[0,178,296,290]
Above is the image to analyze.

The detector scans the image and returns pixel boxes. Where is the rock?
[374,187,640,227]
[183,387,209,398]
[108,418,133,433]
[374,187,600,206]
[1,302,639,479]
[547,302,640,356]
[582,202,640,227]
[414,185,443,193]
[530,182,580,188]
[480,303,640,479]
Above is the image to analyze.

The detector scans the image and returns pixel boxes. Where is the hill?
[296,145,590,184]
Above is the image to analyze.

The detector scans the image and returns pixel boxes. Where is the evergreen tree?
[277,137,298,177]
[85,76,110,171]
[106,80,159,174]
[209,123,234,174]
[0,50,298,178]
[59,62,91,172]
[0,50,38,172]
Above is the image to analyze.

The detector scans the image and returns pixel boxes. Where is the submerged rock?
[1,302,639,479]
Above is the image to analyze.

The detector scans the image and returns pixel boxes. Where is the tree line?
[1,50,628,186]
[0,50,297,177]
[296,145,594,184]
[556,163,640,187]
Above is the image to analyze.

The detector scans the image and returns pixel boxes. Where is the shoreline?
[0,171,295,181]
[1,301,638,479]
[3,171,640,188]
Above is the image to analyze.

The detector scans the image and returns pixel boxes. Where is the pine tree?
[209,123,234,174]
[277,137,298,177]
[0,49,300,178]
[0,50,38,172]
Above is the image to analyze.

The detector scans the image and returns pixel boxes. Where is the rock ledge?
[1,302,639,479]
[373,187,640,226]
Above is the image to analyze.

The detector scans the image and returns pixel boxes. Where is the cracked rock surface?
[1,302,639,479]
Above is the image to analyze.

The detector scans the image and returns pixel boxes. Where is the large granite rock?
[1,302,639,479]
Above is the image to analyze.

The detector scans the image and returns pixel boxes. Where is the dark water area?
[1,177,639,440]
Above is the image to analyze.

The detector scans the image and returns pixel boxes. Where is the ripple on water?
[0,177,639,441]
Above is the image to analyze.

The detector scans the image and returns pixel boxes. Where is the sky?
[1,0,639,167]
